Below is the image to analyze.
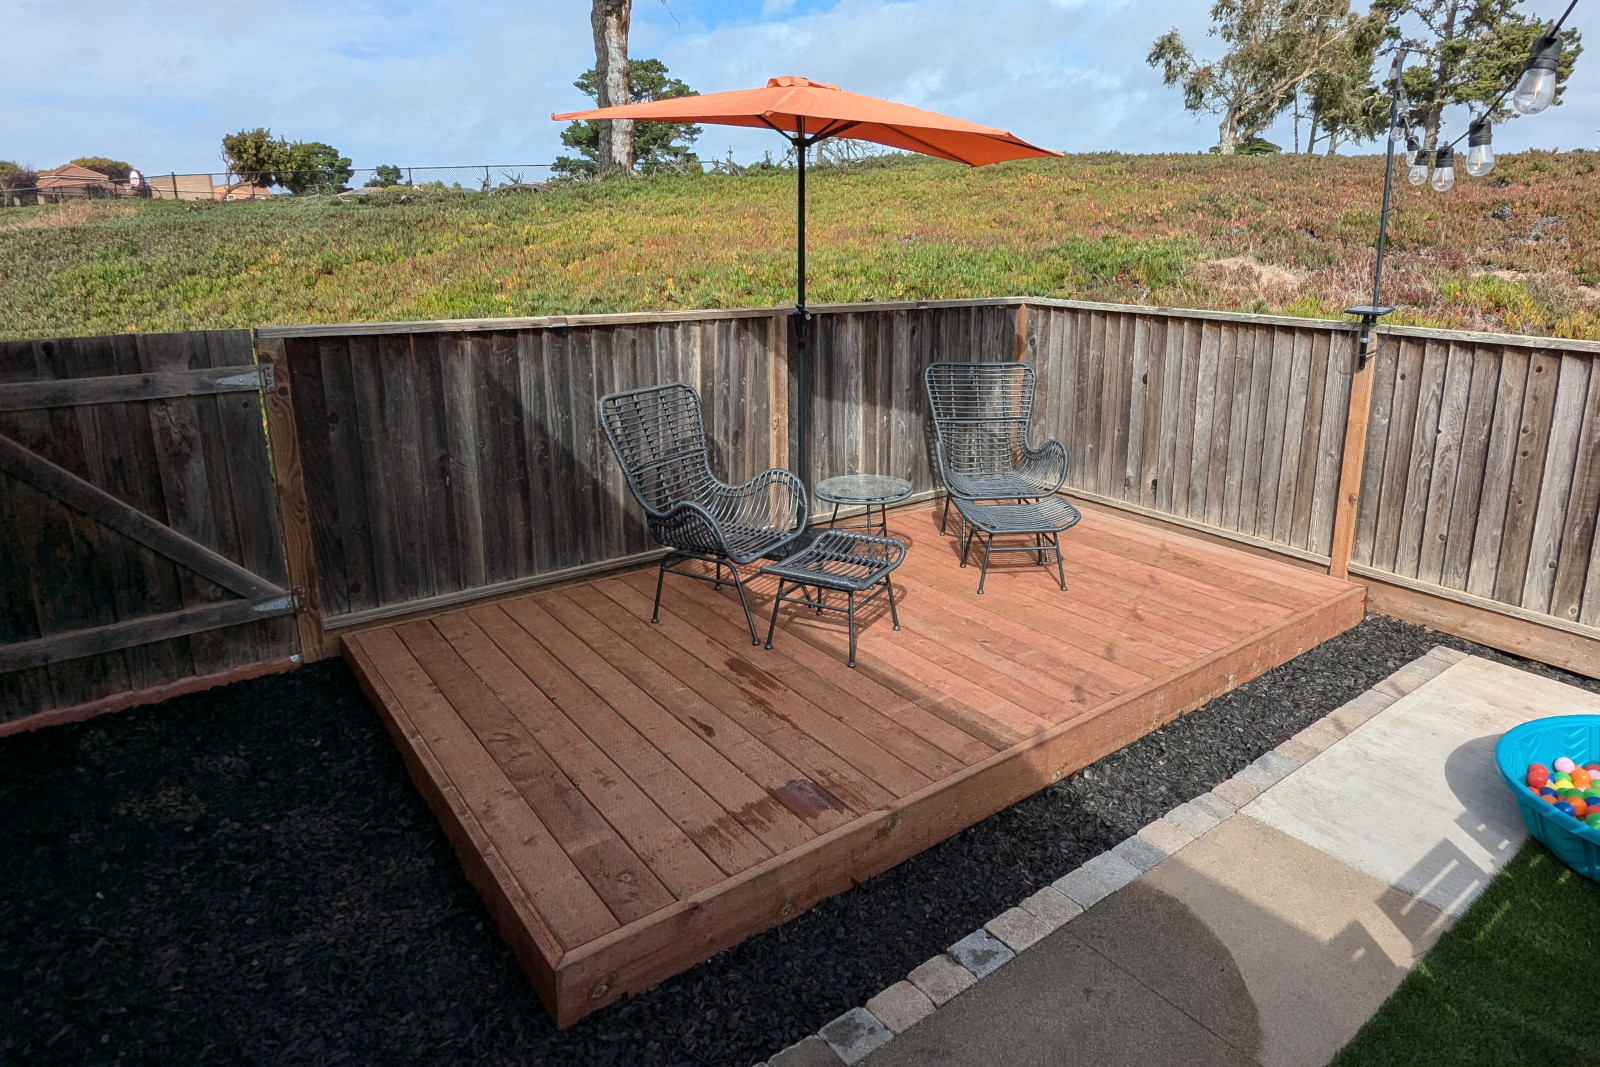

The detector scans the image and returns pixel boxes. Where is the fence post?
[769,311,790,473]
[256,331,330,659]
[1327,331,1376,580]
[1014,303,1029,361]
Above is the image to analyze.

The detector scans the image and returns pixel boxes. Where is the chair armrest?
[712,467,810,537]
[1017,439,1069,496]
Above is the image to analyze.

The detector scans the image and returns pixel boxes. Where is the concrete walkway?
[763,650,1600,1067]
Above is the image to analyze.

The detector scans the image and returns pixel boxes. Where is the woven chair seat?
[953,497,1081,536]
[759,530,906,592]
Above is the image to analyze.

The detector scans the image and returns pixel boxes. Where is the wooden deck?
[342,501,1364,1026]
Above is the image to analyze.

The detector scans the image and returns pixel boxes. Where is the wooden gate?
[0,330,299,729]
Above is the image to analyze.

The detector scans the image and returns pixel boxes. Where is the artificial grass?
[1332,839,1600,1067]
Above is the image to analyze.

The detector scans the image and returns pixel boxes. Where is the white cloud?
[0,0,1593,176]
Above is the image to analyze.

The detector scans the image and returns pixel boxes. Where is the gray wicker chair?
[599,382,809,644]
[925,362,1068,534]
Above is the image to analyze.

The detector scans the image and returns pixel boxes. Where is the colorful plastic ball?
[1542,794,1560,805]
[1588,813,1600,830]
[1528,768,1550,788]
[1556,802,1576,816]
[1572,769,1592,789]
[1541,787,1559,797]
[1556,757,1578,774]
[1572,799,1590,818]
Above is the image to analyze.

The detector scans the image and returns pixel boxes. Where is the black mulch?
[5,614,1598,1066]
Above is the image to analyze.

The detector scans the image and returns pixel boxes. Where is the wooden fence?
[4,297,1600,728]
[1026,303,1353,561]
[1349,329,1600,631]
[0,330,296,726]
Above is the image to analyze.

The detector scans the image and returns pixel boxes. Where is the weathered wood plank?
[1522,354,1591,613]
[1494,351,1560,605]
[1551,363,1600,624]
[1392,338,1448,579]
[1438,345,1500,591]
[0,364,268,411]
[1415,341,1473,585]
[1467,347,1530,598]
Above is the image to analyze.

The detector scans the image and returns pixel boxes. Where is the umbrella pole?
[793,118,809,489]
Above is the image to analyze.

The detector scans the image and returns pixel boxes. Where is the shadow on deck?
[342,501,1364,1026]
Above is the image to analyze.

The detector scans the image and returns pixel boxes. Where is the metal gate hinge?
[214,365,275,391]
[253,593,296,614]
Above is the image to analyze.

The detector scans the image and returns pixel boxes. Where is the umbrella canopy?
[552,75,1059,165]
[553,76,1059,490]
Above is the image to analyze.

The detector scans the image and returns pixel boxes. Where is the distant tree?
[555,58,701,178]
[280,142,353,195]
[1380,0,1582,149]
[590,0,634,174]
[222,128,285,186]
[221,129,352,194]
[365,164,405,188]
[0,161,38,205]
[1208,136,1285,153]
[1149,0,1373,154]
[1303,15,1388,152]
[71,157,133,181]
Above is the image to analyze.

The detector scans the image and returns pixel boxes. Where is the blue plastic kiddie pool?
[1495,714,1600,883]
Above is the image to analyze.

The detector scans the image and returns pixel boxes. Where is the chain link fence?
[0,163,562,207]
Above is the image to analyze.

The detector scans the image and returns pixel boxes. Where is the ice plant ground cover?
[1,150,1596,342]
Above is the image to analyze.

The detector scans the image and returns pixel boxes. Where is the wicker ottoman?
[952,496,1081,594]
[758,529,905,668]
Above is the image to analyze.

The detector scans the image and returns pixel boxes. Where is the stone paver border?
[752,646,1469,1067]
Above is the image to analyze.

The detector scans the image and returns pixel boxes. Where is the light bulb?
[1513,33,1562,115]
[1465,118,1494,177]
[1409,162,1429,185]
[1513,67,1558,114]
[1405,136,1421,167]
[1430,147,1455,192]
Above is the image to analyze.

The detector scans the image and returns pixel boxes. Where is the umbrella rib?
[809,120,861,144]
[757,115,796,142]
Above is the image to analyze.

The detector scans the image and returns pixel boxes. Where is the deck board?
[343,502,1364,1026]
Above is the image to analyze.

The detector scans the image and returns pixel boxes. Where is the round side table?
[815,474,913,537]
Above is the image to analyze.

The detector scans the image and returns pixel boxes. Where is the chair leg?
[1053,534,1067,591]
[764,579,785,650]
[847,590,857,668]
[651,556,671,624]
[728,566,760,645]
[959,523,971,568]
[940,493,951,535]
[977,535,992,594]
[712,558,723,591]
[886,576,900,631]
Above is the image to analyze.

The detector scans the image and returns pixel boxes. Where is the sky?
[2,0,1595,177]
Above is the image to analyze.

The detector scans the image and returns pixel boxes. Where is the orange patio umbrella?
[553,75,1060,483]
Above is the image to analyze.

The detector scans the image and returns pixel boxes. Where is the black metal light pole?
[1346,51,1403,369]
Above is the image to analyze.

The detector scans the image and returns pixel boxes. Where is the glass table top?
[814,474,914,505]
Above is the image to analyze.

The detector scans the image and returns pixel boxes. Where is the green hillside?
[1,151,1596,341]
